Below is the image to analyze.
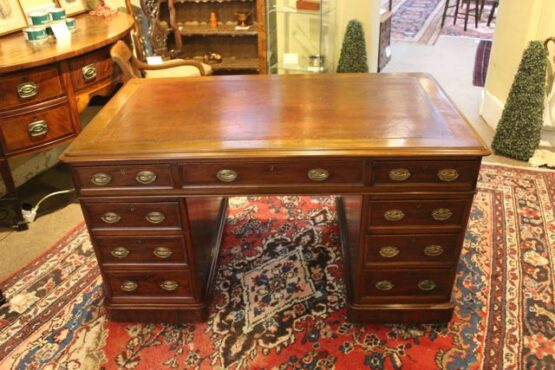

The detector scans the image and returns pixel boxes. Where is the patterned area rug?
[440,3,496,40]
[0,164,554,369]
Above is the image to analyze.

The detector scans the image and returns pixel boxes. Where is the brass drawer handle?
[432,208,453,221]
[160,280,179,291]
[82,64,97,81]
[136,170,157,185]
[17,82,38,99]
[418,280,437,291]
[120,281,138,292]
[424,244,444,257]
[153,247,173,259]
[28,120,48,138]
[379,246,400,258]
[91,173,112,186]
[375,280,394,291]
[307,168,329,182]
[216,169,238,182]
[384,209,405,222]
[101,212,121,224]
[437,169,459,182]
[110,247,130,258]
[389,168,411,181]
[145,211,165,224]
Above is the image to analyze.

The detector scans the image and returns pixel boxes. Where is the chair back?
[110,40,141,83]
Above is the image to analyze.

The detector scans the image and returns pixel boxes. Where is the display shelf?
[178,23,258,36]
[195,56,260,70]
[268,5,334,16]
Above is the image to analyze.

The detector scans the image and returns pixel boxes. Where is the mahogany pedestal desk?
[61,74,490,323]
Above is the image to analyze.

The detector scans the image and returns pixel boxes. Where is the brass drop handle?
[136,170,157,185]
[110,247,130,258]
[384,209,405,222]
[17,82,38,99]
[216,169,238,182]
[160,280,179,291]
[120,281,138,292]
[145,211,165,224]
[307,168,330,182]
[432,208,453,221]
[418,280,437,291]
[375,280,394,291]
[437,169,459,182]
[379,246,400,258]
[91,173,112,186]
[424,244,444,257]
[153,247,172,259]
[82,64,97,81]
[28,120,48,138]
[101,212,121,224]
[389,168,411,181]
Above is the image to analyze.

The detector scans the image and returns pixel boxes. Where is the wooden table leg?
[0,158,28,230]
[0,290,6,306]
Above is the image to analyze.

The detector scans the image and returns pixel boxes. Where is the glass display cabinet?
[266,0,336,74]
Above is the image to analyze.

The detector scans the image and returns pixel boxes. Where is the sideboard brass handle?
[17,82,38,99]
[379,246,400,258]
[389,168,411,181]
[432,208,453,221]
[28,120,48,138]
[153,247,172,259]
[101,212,121,224]
[307,168,330,182]
[145,211,165,224]
[437,169,459,182]
[216,169,238,183]
[424,244,444,257]
[417,280,437,291]
[375,280,394,291]
[160,280,179,291]
[120,281,138,292]
[82,64,97,81]
[91,173,112,186]
[110,247,130,258]
[384,209,405,222]
[136,170,157,185]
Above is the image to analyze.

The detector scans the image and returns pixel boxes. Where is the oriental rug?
[0,164,554,369]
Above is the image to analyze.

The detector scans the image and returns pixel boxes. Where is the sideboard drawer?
[95,235,188,265]
[365,234,460,265]
[69,47,113,91]
[367,198,471,231]
[361,269,453,302]
[0,102,76,155]
[181,160,364,186]
[106,270,194,300]
[74,164,174,190]
[83,201,182,230]
[0,65,65,111]
[370,160,480,189]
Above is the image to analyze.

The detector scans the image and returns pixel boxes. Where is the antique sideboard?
[0,12,134,229]
[61,74,490,323]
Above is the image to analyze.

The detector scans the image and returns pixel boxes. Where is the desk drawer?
[0,102,76,155]
[83,201,182,230]
[361,269,453,302]
[367,198,471,232]
[95,235,188,265]
[370,160,480,189]
[0,65,65,111]
[69,47,113,91]
[106,270,194,300]
[181,160,363,186]
[74,164,174,190]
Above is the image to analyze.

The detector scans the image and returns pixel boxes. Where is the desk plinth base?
[106,304,209,323]
[347,300,455,324]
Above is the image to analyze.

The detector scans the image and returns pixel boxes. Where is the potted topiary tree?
[491,41,548,161]
[337,20,368,73]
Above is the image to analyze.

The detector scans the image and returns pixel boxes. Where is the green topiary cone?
[491,41,547,161]
[337,20,369,73]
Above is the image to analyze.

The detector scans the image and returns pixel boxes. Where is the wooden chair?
[110,39,210,84]
[441,0,480,31]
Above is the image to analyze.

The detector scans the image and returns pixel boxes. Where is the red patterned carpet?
[0,164,554,369]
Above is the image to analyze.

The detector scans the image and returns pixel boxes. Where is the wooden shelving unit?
[167,0,267,74]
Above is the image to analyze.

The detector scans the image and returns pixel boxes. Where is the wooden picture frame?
[0,0,28,36]
[56,0,87,16]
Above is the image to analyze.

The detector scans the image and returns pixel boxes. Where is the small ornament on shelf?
[89,0,116,17]
[235,11,250,30]
[209,12,218,28]
[203,52,223,64]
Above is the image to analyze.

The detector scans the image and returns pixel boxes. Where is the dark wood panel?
[94,235,188,265]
